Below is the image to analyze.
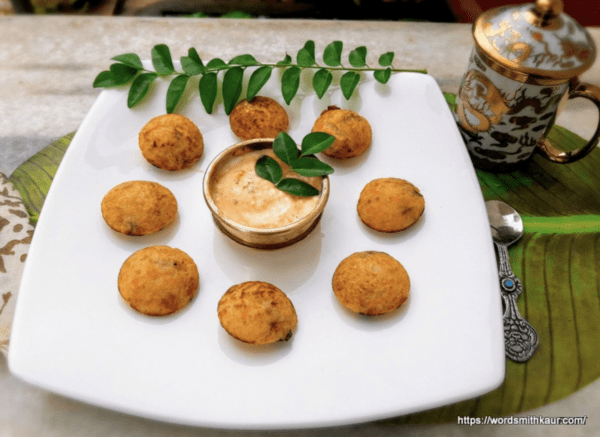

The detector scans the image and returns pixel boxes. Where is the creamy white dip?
[210,149,322,229]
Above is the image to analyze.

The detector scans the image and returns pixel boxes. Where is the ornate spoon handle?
[495,242,539,363]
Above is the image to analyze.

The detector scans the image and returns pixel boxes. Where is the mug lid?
[473,0,596,80]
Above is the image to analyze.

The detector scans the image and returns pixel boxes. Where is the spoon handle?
[494,242,539,363]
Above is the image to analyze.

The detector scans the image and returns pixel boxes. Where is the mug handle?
[537,79,600,163]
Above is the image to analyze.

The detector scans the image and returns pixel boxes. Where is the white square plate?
[9,69,505,429]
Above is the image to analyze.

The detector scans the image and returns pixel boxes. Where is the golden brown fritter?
[118,245,199,316]
[217,281,298,344]
[357,177,425,233]
[311,106,372,159]
[139,114,204,171]
[332,251,410,316]
[229,96,289,140]
[101,180,178,236]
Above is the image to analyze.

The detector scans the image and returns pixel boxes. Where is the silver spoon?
[486,200,539,363]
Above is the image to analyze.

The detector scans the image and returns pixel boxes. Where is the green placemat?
[8,132,74,225]
[8,125,600,424]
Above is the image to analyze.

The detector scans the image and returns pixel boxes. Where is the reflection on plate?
[9,68,504,429]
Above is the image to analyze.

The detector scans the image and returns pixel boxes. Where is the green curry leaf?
[273,131,299,165]
[340,71,361,99]
[222,66,244,115]
[323,41,343,67]
[181,48,205,75]
[111,53,144,71]
[199,72,218,114]
[291,157,334,177]
[127,72,158,107]
[229,54,259,66]
[276,178,320,197]
[255,155,283,185]
[151,44,175,75]
[374,67,392,84]
[312,68,333,99]
[166,74,190,114]
[206,58,227,70]
[349,46,367,68]
[378,51,394,67]
[301,132,336,156]
[93,63,138,88]
[277,53,292,66]
[281,66,301,105]
[297,40,316,67]
[247,66,273,102]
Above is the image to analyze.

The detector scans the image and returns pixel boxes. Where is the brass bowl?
[203,138,330,250]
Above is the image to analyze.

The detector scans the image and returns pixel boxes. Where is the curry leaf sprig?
[93,41,427,115]
[255,131,335,197]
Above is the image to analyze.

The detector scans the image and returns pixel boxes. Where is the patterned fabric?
[0,172,34,357]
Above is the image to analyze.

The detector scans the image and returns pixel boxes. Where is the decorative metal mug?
[456,0,600,172]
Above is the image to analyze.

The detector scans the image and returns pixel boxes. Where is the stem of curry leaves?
[93,41,427,115]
